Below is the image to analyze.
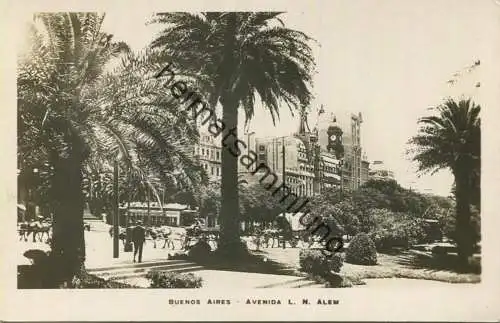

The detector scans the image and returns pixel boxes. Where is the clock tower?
[326,120,344,160]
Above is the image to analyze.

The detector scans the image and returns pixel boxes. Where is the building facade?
[125,202,198,227]
[193,130,222,181]
[253,136,315,197]
[192,108,365,196]
[251,133,342,198]
[361,157,370,185]
[368,160,395,181]
[318,112,364,191]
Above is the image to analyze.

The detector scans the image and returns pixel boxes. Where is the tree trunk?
[454,170,474,269]
[50,152,85,286]
[218,98,242,254]
[217,13,246,256]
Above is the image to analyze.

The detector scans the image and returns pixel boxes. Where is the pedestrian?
[132,220,146,263]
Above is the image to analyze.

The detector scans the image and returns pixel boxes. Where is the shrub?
[368,209,426,251]
[75,271,137,289]
[325,275,353,288]
[187,241,212,261]
[345,233,377,265]
[299,249,343,275]
[147,271,203,288]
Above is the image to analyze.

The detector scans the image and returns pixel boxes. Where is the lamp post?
[282,136,286,192]
[113,159,119,258]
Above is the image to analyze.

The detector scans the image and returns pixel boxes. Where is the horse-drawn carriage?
[108,221,220,252]
[249,213,345,250]
[18,217,52,243]
[182,225,220,250]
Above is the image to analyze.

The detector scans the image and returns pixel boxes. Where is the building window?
[216,167,220,176]
[216,151,220,160]
[211,167,214,175]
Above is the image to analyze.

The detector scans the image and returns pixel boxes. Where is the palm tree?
[18,13,203,285]
[18,13,133,284]
[409,98,480,267]
[150,12,316,253]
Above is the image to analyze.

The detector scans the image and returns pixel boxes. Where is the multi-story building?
[360,153,370,186]
[250,117,342,198]
[318,112,364,191]
[253,136,316,197]
[320,151,343,190]
[193,130,222,181]
[194,107,364,196]
[368,160,395,181]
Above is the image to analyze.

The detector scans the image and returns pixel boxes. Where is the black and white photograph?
[2,0,500,321]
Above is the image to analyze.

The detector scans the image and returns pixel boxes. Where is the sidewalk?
[16,229,174,269]
[84,230,174,269]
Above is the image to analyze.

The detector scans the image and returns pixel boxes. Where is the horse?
[18,222,31,241]
[158,226,176,250]
[35,222,52,243]
[146,227,158,248]
[162,226,190,250]
[261,228,280,248]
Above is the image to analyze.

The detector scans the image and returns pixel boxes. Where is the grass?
[260,247,480,285]
[341,251,480,284]
[176,242,482,285]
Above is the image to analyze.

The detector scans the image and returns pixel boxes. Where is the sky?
[15,1,493,197]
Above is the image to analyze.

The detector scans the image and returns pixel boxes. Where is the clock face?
[329,135,337,141]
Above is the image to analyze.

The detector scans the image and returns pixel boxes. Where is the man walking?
[132,220,146,263]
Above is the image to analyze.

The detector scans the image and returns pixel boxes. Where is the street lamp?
[113,159,119,258]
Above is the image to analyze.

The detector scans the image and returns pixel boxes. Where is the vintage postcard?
[1,0,499,321]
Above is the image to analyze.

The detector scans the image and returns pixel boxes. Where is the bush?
[147,271,203,288]
[299,249,343,275]
[306,273,354,288]
[368,209,426,251]
[345,233,377,265]
[75,272,137,289]
[325,275,353,288]
[187,241,212,261]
